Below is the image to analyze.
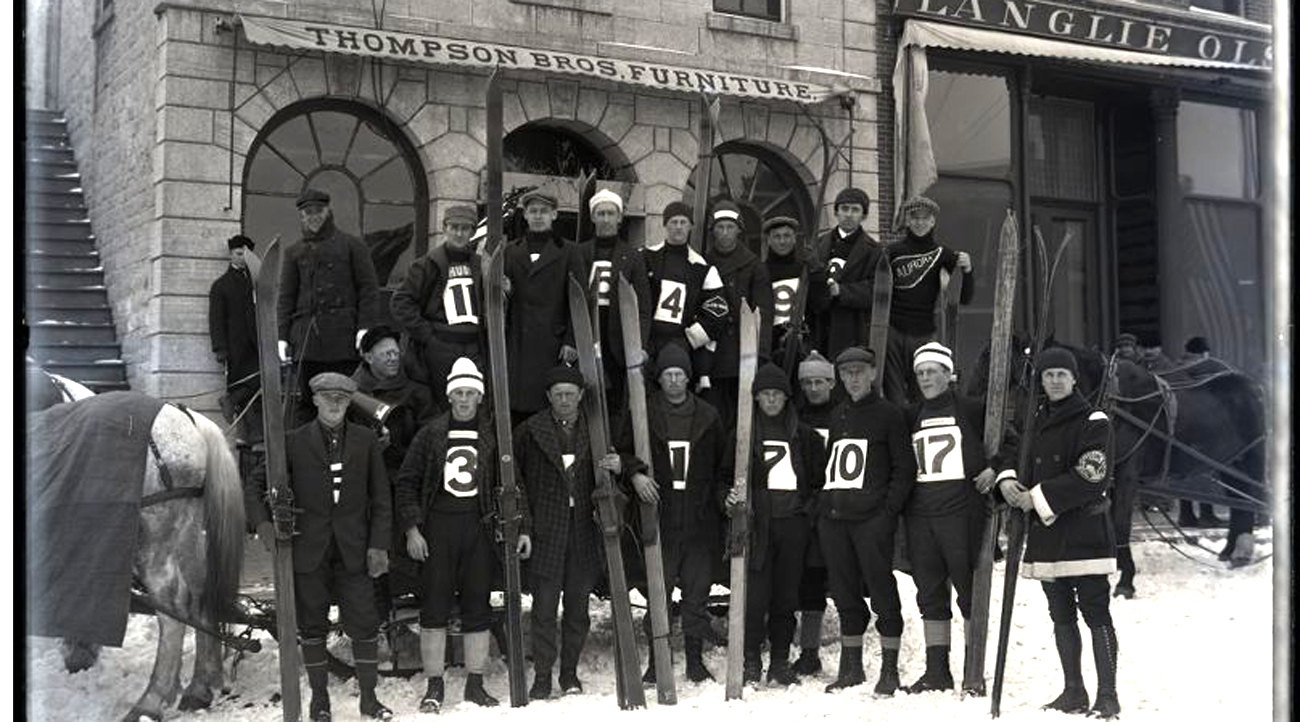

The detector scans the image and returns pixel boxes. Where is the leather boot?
[742,643,763,685]
[1043,623,1089,713]
[1089,625,1120,719]
[824,643,864,692]
[873,643,901,697]
[767,650,799,686]
[905,646,953,693]
[685,636,714,683]
[353,638,392,720]
[301,638,331,722]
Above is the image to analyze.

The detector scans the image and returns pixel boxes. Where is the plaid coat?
[514,410,605,583]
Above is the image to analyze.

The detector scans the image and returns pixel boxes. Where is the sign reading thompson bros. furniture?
[893,0,1272,68]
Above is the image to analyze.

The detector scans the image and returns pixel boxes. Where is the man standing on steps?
[514,365,624,700]
[817,347,914,697]
[883,196,973,407]
[283,372,393,721]
[574,188,651,421]
[1001,348,1120,719]
[901,342,1017,694]
[763,216,827,373]
[504,190,582,427]
[209,233,262,444]
[618,343,727,685]
[641,201,730,392]
[395,357,531,714]
[813,188,885,361]
[791,350,837,676]
[390,204,485,403]
[278,188,382,423]
[723,362,826,687]
[704,200,773,429]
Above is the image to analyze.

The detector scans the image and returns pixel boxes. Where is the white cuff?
[1030,485,1057,526]
[995,469,1017,484]
[684,322,710,349]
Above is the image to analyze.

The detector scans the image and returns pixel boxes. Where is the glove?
[696,375,711,391]
[366,548,389,578]
[355,328,368,351]
[277,340,291,362]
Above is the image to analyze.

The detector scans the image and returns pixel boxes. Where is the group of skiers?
[223,184,1121,721]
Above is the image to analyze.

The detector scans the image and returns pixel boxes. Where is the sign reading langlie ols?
[893,0,1272,68]
[240,16,840,103]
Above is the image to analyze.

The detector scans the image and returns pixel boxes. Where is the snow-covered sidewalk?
[26,534,1274,721]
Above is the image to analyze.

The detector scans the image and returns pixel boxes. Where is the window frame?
[711,0,784,25]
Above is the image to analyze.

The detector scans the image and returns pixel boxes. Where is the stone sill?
[705,11,798,41]
[509,0,614,15]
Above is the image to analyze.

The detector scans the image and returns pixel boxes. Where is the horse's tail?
[195,413,246,622]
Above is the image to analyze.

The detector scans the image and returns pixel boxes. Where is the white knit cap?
[588,188,624,214]
[913,341,954,373]
[446,357,485,396]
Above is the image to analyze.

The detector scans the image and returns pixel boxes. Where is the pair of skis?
[724,302,762,701]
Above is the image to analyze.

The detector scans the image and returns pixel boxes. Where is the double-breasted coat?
[208,265,259,387]
[278,219,382,363]
[503,233,581,414]
[813,227,885,361]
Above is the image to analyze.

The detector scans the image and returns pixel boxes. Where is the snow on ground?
[27,532,1273,721]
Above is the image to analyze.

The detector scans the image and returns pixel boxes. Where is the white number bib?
[913,418,965,483]
[590,260,614,307]
[763,441,797,491]
[654,279,687,325]
[442,276,479,325]
[668,440,691,491]
[825,438,869,490]
[771,277,800,327]
[443,430,480,497]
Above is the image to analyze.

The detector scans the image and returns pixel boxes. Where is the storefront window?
[925,70,1012,180]
[1028,96,1097,202]
[1176,101,1259,199]
[242,101,427,289]
[684,141,813,255]
[713,0,781,22]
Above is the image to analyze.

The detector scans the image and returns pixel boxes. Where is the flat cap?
[359,325,401,353]
[443,205,478,226]
[519,189,558,209]
[296,188,331,209]
[899,195,940,217]
[762,216,800,235]
[835,346,876,367]
[546,364,585,389]
[309,371,357,394]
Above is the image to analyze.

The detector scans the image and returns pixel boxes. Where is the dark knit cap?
[227,234,255,251]
[1037,347,1078,376]
[359,325,401,353]
[662,201,694,224]
[753,362,791,396]
[1184,336,1210,354]
[835,346,876,367]
[833,187,870,211]
[296,188,330,209]
[655,343,692,378]
[546,364,584,389]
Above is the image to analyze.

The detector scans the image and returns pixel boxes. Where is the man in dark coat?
[791,350,837,675]
[619,343,728,685]
[278,188,382,423]
[722,362,826,687]
[1001,348,1120,719]
[514,365,624,699]
[395,357,532,713]
[574,188,651,421]
[282,372,394,721]
[813,188,886,362]
[705,200,774,429]
[390,204,485,401]
[208,234,261,442]
[505,190,581,426]
[763,216,826,374]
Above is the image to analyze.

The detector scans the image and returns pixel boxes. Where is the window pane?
[1177,101,1257,198]
[311,111,358,167]
[244,193,306,248]
[348,121,398,178]
[713,0,780,21]
[267,115,319,175]
[926,70,1011,179]
[245,149,302,194]
[306,169,362,236]
[361,157,414,204]
[1028,97,1096,201]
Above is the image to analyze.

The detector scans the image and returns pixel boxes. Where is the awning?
[239,15,842,105]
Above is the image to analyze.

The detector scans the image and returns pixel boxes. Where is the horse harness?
[141,403,206,509]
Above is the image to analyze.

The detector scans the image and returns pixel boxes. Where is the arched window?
[684,141,813,255]
[241,100,428,289]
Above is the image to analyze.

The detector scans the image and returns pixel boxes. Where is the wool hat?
[1037,347,1078,377]
[546,364,584,389]
[227,234,255,251]
[296,188,330,209]
[899,195,940,217]
[655,343,693,378]
[833,187,870,211]
[446,357,485,396]
[710,200,745,230]
[835,346,876,367]
[309,371,357,395]
[753,362,791,396]
[359,325,401,353]
[762,216,800,235]
[913,341,954,373]
[519,189,558,209]
[662,201,694,224]
[1116,332,1138,346]
[588,188,624,214]
[443,205,478,226]
[797,350,834,380]
[1184,336,1210,354]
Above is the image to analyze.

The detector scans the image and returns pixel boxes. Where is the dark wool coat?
[285,421,392,574]
[503,233,581,414]
[208,265,259,386]
[706,243,775,377]
[641,241,730,379]
[1022,392,1118,579]
[573,235,652,368]
[278,219,382,363]
[349,366,437,478]
[817,391,916,522]
[389,244,485,352]
[813,227,885,361]
[513,410,605,582]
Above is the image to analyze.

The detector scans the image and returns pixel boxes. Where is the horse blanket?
[27,392,165,646]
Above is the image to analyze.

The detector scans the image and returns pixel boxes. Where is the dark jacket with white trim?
[1022,391,1117,580]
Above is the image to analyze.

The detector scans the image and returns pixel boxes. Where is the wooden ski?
[779,266,811,377]
[867,251,893,395]
[252,236,301,722]
[690,94,719,253]
[618,273,677,705]
[962,210,1019,697]
[724,301,760,701]
[483,67,529,709]
[569,276,647,711]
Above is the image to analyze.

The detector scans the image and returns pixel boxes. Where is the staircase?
[25,108,130,393]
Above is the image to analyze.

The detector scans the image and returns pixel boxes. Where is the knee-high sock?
[353,637,380,694]
[421,627,447,678]
[800,610,824,650]
[464,630,491,676]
